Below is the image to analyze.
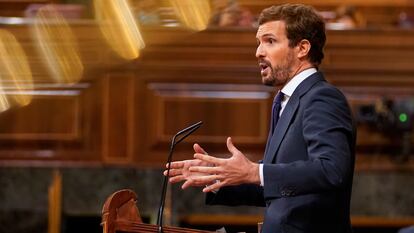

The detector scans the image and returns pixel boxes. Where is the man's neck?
[278,62,314,90]
[291,62,314,78]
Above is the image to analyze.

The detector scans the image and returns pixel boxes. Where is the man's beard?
[262,67,291,86]
[262,52,294,87]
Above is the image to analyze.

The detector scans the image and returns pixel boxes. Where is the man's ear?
[296,39,311,59]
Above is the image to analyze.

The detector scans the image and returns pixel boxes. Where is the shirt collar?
[281,68,317,97]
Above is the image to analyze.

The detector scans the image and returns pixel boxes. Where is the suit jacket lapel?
[263,72,325,163]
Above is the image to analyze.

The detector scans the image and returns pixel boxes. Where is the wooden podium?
[101,189,212,233]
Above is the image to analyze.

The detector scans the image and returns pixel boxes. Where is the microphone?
[156,121,203,233]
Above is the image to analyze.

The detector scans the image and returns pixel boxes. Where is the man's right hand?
[163,143,212,189]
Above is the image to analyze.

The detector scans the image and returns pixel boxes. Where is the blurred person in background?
[135,0,160,25]
[209,0,254,27]
[328,5,366,29]
[399,11,414,28]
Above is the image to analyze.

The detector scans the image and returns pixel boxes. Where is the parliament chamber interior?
[1,0,414,233]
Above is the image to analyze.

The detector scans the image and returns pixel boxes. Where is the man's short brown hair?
[258,4,326,67]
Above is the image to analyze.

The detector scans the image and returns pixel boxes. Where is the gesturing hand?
[189,137,260,193]
[163,143,212,189]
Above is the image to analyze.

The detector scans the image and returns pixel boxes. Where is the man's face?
[255,20,297,87]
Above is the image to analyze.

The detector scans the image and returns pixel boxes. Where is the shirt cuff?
[259,164,264,186]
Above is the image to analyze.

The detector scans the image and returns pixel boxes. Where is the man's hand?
[163,143,212,189]
[189,137,260,193]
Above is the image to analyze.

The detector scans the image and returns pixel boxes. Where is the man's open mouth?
[259,62,270,76]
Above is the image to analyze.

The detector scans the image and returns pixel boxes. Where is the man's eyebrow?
[262,33,276,38]
[256,33,276,39]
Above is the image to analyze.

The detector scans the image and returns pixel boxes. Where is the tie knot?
[273,91,284,105]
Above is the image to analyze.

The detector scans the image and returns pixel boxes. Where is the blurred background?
[1,0,414,233]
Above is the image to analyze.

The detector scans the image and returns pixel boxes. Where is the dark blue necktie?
[271,91,284,134]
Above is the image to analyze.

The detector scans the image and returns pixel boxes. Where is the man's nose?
[256,44,265,58]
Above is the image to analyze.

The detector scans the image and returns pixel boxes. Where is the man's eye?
[268,39,275,44]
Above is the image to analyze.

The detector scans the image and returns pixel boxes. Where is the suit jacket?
[206,72,356,233]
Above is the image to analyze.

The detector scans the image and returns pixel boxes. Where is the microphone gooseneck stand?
[156,121,203,233]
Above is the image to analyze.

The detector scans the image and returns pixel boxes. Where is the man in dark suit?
[165,4,355,233]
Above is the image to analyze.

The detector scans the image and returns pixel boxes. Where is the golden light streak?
[169,0,211,31]
[94,0,145,60]
[0,29,33,111]
[0,87,10,113]
[33,5,84,84]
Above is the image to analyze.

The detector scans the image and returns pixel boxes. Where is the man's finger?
[203,180,223,193]
[182,179,202,189]
[193,143,208,155]
[181,180,192,189]
[194,153,222,165]
[164,168,183,177]
[181,178,210,189]
[190,174,222,184]
[189,166,219,174]
[166,161,184,169]
[169,175,185,183]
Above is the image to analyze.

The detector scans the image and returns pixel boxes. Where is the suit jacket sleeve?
[263,86,354,199]
[206,183,266,207]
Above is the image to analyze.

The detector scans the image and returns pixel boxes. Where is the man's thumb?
[226,137,239,154]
